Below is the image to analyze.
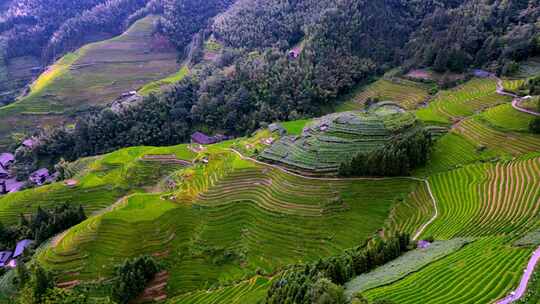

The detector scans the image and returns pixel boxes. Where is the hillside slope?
[0,15,180,149]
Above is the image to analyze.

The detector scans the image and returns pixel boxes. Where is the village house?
[191,132,229,145]
[0,152,14,169]
[0,251,12,267]
[29,168,50,185]
[22,138,35,148]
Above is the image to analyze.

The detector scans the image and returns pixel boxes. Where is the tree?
[112,256,160,303]
[308,278,346,304]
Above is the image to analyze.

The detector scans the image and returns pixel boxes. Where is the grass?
[280,119,311,135]
[363,236,531,304]
[0,15,180,149]
[344,238,471,297]
[138,65,190,96]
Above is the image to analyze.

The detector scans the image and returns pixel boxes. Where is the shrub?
[112,256,160,304]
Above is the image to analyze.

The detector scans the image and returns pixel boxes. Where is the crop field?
[0,144,196,225]
[454,117,540,157]
[384,182,434,237]
[363,237,531,304]
[260,106,418,173]
[0,15,180,149]
[353,79,430,110]
[416,78,509,125]
[34,145,421,299]
[479,103,536,132]
[415,133,500,176]
[168,277,272,304]
[139,65,190,96]
[421,157,540,239]
[344,238,471,297]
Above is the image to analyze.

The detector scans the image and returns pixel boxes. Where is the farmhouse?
[22,138,36,149]
[14,240,33,258]
[29,168,50,185]
[0,152,14,169]
[191,132,229,145]
[0,251,12,267]
[4,178,24,193]
[0,167,8,179]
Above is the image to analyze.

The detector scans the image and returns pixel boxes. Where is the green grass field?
[0,15,180,149]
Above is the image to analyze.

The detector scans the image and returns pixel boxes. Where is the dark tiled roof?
[191,132,217,145]
[0,153,14,168]
[14,240,33,258]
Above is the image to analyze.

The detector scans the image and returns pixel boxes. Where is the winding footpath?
[495,77,540,116]
[228,148,438,241]
[492,75,540,303]
[496,247,540,304]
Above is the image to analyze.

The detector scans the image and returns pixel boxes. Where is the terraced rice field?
[480,103,536,132]
[345,238,471,297]
[416,78,509,125]
[454,117,540,157]
[363,237,532,304]
[415,133,500,176]
[260,106,418,173]
[421,157,540,239]
[0,144,195,225]
[36,147,421,297]
[0,15,180,149]
[354,79,430,110]
[168,277,271,304]
[384,182,435,237]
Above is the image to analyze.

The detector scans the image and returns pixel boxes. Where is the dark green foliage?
[111,255,160,304]
[265,234,410,304]
[522,76,540,96]
[406,0,540,73]
[11,204,87,246]
[160,0,235,53]
[339,129,433,177]
[530,118,540,134]
[43,0,149,61]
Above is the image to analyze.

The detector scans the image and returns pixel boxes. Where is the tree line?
[265,233,410,304]
[0,203,86,249]
[339,129,433,177]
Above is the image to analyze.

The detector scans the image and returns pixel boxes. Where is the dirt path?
[228,148,438,241]
[495,77,540,116]
[496,246,540,304]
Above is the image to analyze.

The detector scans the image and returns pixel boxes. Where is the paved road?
[496,246,540,304]
[495,77,540,116]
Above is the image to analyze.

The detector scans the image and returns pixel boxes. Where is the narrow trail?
[495,77,540,116]
[228,148,438,241]
[491,75,540,303]
[496,246,540,304]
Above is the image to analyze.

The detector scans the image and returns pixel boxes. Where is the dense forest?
[3,0,540,174]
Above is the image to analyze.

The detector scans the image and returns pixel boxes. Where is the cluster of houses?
[1,138,58,195]
[0,239,33,268]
